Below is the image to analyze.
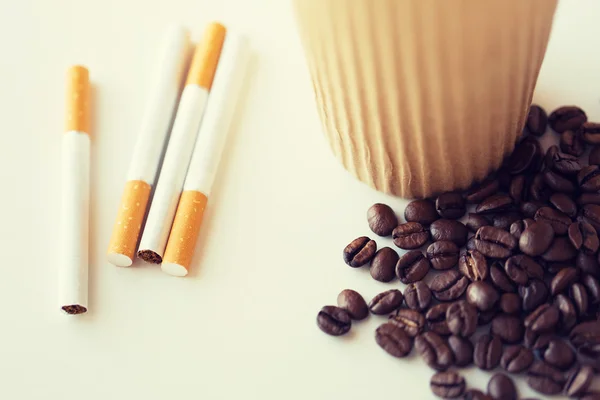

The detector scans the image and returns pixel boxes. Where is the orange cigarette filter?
[65,65,90,134]
[186,22,226,89]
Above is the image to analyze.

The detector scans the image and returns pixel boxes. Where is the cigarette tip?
[61,304,87,315]
[138,249,162,264]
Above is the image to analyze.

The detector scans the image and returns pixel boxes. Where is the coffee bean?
[430,219,468,247]
[465,281,498,312]
[580,121,600,144]
[501,344,534,373]
[541,338,575,370]
[405,199,439,226]
[427,241,460,270]
[375,322,412,358]
[549,106,587,133]
[554,294,578,334]
[547,170,578,193]
[430,270,469,302]
[509,220,525,239]
[577,251,600,278]
[525,304,560,333]
[389,308,425,337]
[569,221,599,254]
[476,194,514,214]
[565,364,594,398]
[571,321,600,370]
[541,237,577,262]
[473,226,517,259]
[369,247,399,282]
[508,174,526,204]
[551,150,582,176]
[466,213,491,233]
[458,250,488,281]
[395,250,430,284]
[549,192,578,218]
[582,274,600,305]
[505,139,541,174]
[488,373,517,400]
[464,389,493,400]
[491,314,524,344]
[526,105,548,136]
[436,192,466,219]
[492,212,522,231]
[446,301,477,338]
[466,236,477,251]
[465,179,500,204]
[545,144,559,169]
[337,289,368,320]
[426,303,452,336]
[579,165,600,192]
[392,222,429,250]
[404,281,432,312]
[430,371,465,399]
[578,192,600,206]
[343,236,377,267]
[519,279,549,312]
[546,261,570,274]
[447,335,473,367]
[504,255,543,285]
[474,334,502,370]
[415,331,454,371]
[500,293,521,314]
[317,306,351,336]
[527,360,567,395]
[524,329,554,350]
[521,201,545,218]
[534,207,571,236]
[560,129,585,157]
[569,282,590,318]
[590,145,600,165]
[580,203,600,232]
[368,289,404,315]
[479,308,500,326]
[550,267,579,295]
[490,262,517,293]
[367,203,398,236]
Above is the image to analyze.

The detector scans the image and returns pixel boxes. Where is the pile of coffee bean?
[317,105,600,399]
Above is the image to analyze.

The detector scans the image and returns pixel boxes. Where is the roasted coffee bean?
[476,194,514,214]
[579,165,600,192]
[478,308,500,326]
[569,282,590,318]
[466,213,491,233]
[474,334,502,370]
[582,274,600,305]
[545,170,577,193]
[545,144,559,169]
[505,138,540,174]
[569,221,599,254]
[490,262,517,293]
[550,267,579,295]
[473,226,517,259]
[504,255,543,285]
[534,207,571,236]
[392,222,429,250]
[577,252,600,278]
[343,236,377,267]
[405,199,439,226]
[430,270,469,302]
[336,289,368,320]
[404,281,432,312]
[430,219,468,247]
[430,371,465,399]
[527,105,548,136]
[389,308,425,337]
[509,220,525,239]
[560,129,585,157]
[500,293,521,314]
[551,150,582,175]
[521,201,545,218]
[509,174,526,204]
[465,179,500,204]
[590,145,600,165]
[565,364,594,398]
[541,237,577,262]
[415,331,454,371]
[527,361,567,395]
[436,192,466,219]
[530,173,552,202]
[317,306,351,336]
[375,322,412,358]
[427,241,460,270]
[426,303,452,336]
[524,329,554,350]
[580,121,600,144]
[446,301,477,337]
[491,314,524,344]
[395,250,430,284]
[549,106,587,133]
[367,203,397,236]
[370,247,399,282]
[549,192,578,218]
[580,203,600,232]
[466,236,477,251]
[493,212,522,230]
[488,373,518,400]
[546,261,570,274]
[501,344,534,373]
[570,321,600,367]
[464,389,493,400]
[541,338,575,370]
[458,250,488,281]
[447,335,473,367]
[554,294,578,334]
[524,304,560,333]
[368,289,404,315]
[519,279,549,312]
[467,281,499,311]
[578,192,600,206]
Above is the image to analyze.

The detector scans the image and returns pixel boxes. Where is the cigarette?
[60,65,91,314]
[137,22,226,264]
[161,33,250,277]
[106,26,191,267]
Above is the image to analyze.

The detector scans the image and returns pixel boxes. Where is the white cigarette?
[106,26,191,267]
[162,33,250,277]
[60,65,91,315]
[137,22,227,264]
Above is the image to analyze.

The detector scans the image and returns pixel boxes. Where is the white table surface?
[1,0,599,399]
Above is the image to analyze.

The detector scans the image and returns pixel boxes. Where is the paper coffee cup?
[293,0,558,198]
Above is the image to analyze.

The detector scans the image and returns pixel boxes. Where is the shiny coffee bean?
[474,334,502,370]
[392,222,429,250]
[430,219,468,247]
[404,281,432,312]
[577,252,600,278]
[404,199,439,226]
[580,121,600,144]
[554,294,578,334]
[370,247,399,282]
[501,344,534,373]
[343,236,377,267]
[530,173,552,202]
[426,303,452,336]
[569,282,590,318]
[549,192,578,218]
[560,129,585,157]
[375,322,413,358]
[527,361,567,395]
[550,267,579,295]
[541,338,575,370]
[589,145,600,165]
[545,169,577,193]
[447,335,473,367]
[367,203,398,236]
[565,364,595,398]
[430,371,465,399]
[467,281,499,312]
[487,373,518,400]
[446,301,477,338]
[549,105,587,133]
[368,289,404,315]
[464,178,501,204]
[527,105,548,136]
[491,314,524,344]
[580,203,600,232]
[551,149,582,176]
[521,201,545,218]
[578,192,600,206]
[389,308,425,337]
[476,194,514,214]
[492,212,522,230]
[541,237,577,262]
[436,192,466,219]
[500,293,521,314]
[519,279,549,312]
[337,289,369,320]
[466,213,491,233]
[524,329,553,350]
[458,250,488,281]
[524,303,560,333]
[579,165,600,192]
[504,255,543,285]
[430,269,469,302]
[582,274,600,305]
[464,389,493,400]
[415,331,454,371]
[509,175,525,204]
[473,226,517,259]
[569,221,599,254]
[427,241,459,270]
[504,138,540,174]
[395,250,430,284]
[478,308,500,326]
[317,306,351,336]
[490,262,517,293]
[509,220,525,239]
[569,321,600,367]
[534,207,571,236]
